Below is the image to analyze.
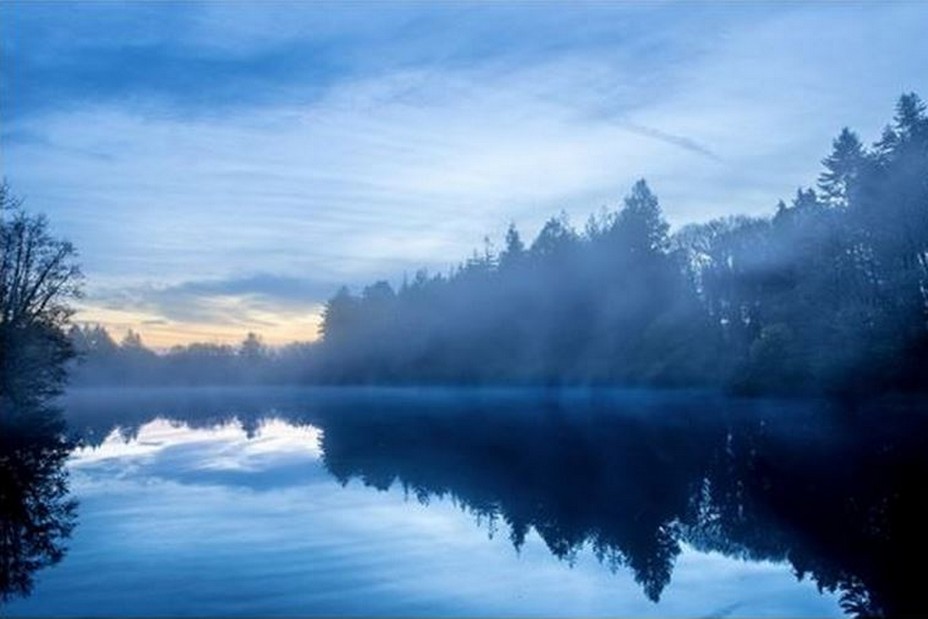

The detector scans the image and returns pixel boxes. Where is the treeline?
[317,94,928,394]
[68,326,318,386]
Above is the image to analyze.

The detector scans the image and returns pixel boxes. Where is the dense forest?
[315,93,928,395]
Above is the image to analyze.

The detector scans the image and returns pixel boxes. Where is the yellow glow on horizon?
[73,304,323,350]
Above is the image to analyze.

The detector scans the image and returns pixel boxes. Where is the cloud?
[93,274,333,324]
[2,3,672,122]
[155,274,335,306]
[4,62,725,299]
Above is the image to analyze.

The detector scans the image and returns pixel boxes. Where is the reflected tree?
[308,394,928,615]
[0,403,77,602]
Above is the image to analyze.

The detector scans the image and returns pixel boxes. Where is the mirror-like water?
[3,387,925,617]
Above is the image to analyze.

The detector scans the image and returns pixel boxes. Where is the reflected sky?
[6,411,842,617]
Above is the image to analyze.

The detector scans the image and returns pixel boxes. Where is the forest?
[314,93,928,394]
[47,93,928,395]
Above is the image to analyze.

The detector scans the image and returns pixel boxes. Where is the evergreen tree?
[819,128,865,207]
[499,223,525,270]
[614,179,669,255]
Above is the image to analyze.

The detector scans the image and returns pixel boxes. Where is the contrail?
[622,121,724,162]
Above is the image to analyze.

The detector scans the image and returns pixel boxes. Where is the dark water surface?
[3,387,926,616]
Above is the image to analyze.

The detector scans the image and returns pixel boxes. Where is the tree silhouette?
[0,183,82,405]
[819,128,865,207]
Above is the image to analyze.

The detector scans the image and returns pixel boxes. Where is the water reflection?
[47,389,928,615]
[0,401,77,602]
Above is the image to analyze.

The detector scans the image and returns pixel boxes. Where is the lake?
[3,387,925,617]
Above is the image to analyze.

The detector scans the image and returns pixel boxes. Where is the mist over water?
[4,386,926,617]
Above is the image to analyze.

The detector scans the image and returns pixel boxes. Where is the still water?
[3,387,925,616]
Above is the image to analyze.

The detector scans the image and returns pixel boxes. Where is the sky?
[2,1,927,348]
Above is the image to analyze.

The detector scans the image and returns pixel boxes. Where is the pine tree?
[819,128,865,207]
[615,179,669,254]
[499,223,525,270]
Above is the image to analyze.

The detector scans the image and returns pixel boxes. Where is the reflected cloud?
[72,417,323,473]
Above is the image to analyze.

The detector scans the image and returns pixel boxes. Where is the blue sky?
[2,1,926,346]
